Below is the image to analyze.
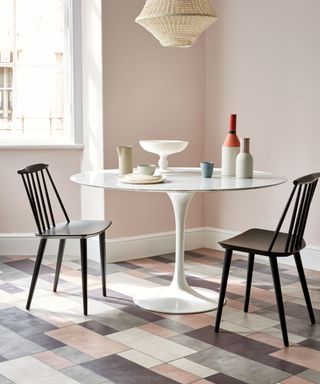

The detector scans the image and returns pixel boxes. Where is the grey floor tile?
[152,253,175,262]
[147,276,173,286]
[0,271,30,282]
[206,372,248,384]
[186,326,303,375]
[61,365,106,384]
[120,305,164,323]
[187,345,243,372]
[24,332,66,350]
[90,310,147,332]
[282,318,320,340]
[297,369,320,383]
[0,256,13,263]
[5,259,55,275]
[54,346,94,364]
[188,346,290,384]
[0,325,44,359]
[223,360,290,384]
[79,321,116,336]
[0,283,24,294]
[298,338,320,351]
[114,261,141,270]
[155,318,194,334]
[0,264,23,274]
[106,263,131,274]
[168,334,213,352]
[82,355,179,384]
[0,307,56,337]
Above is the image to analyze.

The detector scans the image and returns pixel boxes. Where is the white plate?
[118,174,166,184]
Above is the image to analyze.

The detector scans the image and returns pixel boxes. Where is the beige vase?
[236,138,253,179]
[117,146,133,175]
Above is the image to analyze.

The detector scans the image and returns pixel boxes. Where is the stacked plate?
[118,174,166,184]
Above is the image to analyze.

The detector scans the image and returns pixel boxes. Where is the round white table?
[71,168,286,314]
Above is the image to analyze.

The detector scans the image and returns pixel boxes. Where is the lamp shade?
[135,0,217,48]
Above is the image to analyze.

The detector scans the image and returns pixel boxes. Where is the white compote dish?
[139,140,188,172]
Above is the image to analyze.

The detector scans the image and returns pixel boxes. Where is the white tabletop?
[71,167,286,192]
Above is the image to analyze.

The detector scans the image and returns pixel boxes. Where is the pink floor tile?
[139,323,179,338]
[34,351,74,370]
[130,258,174,273]
[271,346,320,373]
[151,363,200,384]
[247,332,285,349]
[46,324,128,358]
[280,376,314,384]
[161,313,213,329]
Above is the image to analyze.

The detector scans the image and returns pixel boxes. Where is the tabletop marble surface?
[71,167,286,193]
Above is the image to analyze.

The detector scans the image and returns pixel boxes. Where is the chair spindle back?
[18,163,70,234]
[268,172,320,253]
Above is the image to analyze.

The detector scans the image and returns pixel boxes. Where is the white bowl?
[137,164,156,176]
[139,140,188,171]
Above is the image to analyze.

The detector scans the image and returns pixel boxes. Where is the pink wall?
[204,0,320,245]
[0,150,82,233]
[101,0,206,237]
[3,0,320,250]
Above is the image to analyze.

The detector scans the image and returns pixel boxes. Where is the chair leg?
[215,249,233,333]
[53,239,66,292]
[99,231,107,297]
[294,252,315,324]
[269,257,289,347]
[244,253,255,313]
[26,239,47,310]
[80,239,88,316]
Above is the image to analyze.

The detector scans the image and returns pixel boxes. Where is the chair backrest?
[269,172,320,253]
[18,163,70,234]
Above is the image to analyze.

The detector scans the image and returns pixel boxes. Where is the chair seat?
[219,228,306,257]
[36,220,112,239]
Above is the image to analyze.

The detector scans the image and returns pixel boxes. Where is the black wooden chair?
[18,163,112,315]
[214,172,319,347]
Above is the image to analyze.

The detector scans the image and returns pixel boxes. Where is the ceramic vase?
[236,138,253,178]
[221,114,240,176]
[117,146,133,175]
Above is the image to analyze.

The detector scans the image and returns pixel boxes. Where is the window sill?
[0,143,84,150]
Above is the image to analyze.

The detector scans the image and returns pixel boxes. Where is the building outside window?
[0,0,77,144]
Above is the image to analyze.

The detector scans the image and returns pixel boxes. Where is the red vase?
[221,114,240,176]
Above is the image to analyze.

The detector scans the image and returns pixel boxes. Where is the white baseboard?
[0,228,206,263]
[0,233,80,257]
[1,228,320,271]
[101,228,206,263]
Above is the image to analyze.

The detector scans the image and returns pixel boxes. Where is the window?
[0,0,79,145]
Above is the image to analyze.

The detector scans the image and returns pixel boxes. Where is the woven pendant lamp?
[135,0,217,48]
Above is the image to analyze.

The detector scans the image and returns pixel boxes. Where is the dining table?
[71,167,286,314]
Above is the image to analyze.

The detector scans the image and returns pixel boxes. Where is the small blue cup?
[200,161,214,178]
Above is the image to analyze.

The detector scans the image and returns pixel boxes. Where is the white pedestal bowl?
[139,140,188,172]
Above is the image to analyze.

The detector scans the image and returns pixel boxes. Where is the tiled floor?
[0,248,320,384]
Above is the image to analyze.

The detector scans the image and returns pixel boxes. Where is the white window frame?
[69,0,83,146]
[0,0,83,148]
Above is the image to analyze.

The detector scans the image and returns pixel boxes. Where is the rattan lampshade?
[135,0,217,48]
